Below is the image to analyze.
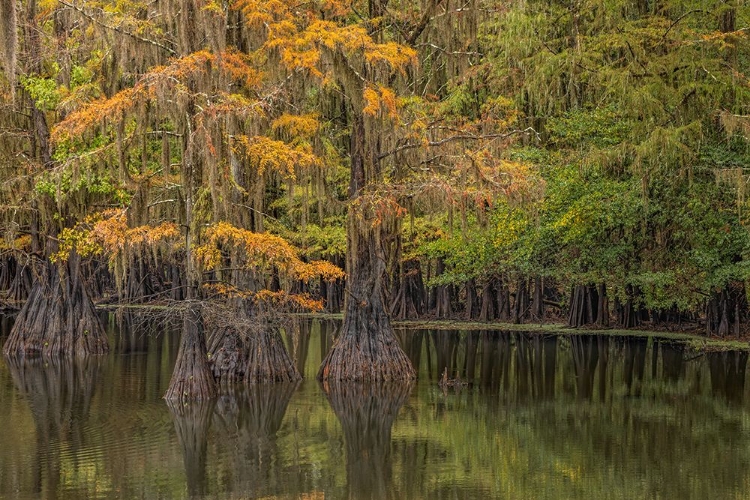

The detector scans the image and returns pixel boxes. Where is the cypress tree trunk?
[207,325,247,387]
[595,282,609,327]
[531,276,544,321]
[245,325,301,384]
[318,114,415,382]
[165,305,217,401]
[567,284,599,328]
[207,303,301,385]
[390,258,425,320]
[3,254,109,357]
[478,280,496,321]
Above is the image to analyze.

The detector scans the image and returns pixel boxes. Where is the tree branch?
[58,0,176,56]
[378,127,539,160]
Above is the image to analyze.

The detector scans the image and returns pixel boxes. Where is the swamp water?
[1,316,750,499]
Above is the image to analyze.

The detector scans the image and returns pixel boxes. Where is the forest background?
[0,0,748,390]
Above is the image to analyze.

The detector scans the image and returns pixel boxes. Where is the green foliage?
[21,75,60,111]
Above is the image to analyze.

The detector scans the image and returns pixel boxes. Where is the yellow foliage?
[232,135,321,179]
[271,113,320,138]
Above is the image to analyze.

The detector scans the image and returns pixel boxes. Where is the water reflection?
[4,355,103,499]
[708,350,748,403]
[2,320,750,499]
[323,381,413,500]
[165,399,215,498]
[211,382,299,497]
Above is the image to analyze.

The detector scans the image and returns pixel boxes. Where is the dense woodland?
[0,0,748,394]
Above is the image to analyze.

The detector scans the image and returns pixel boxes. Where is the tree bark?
[164,304,217,401]
[3,255,109,357]
[317,113,415,382]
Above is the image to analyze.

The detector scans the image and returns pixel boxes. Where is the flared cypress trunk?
[317,113,415,382]
[164,305,217,401]
[207,325,247,386]
[245,326,301,384]
[3,255,108,357]
[207,305,301,385]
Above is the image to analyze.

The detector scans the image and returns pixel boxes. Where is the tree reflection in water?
[165,398,215,498]
[323,381,413,500]
[4,354,103,498]
[211,382,299,496]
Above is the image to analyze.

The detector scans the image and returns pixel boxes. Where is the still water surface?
[1,316,750,499]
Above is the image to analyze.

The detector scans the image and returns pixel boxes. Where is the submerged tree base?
[318,306,415,382]
[208,326,301,385]
[206,304,301,385]
[164,305,217,402]
[2,260,108,357]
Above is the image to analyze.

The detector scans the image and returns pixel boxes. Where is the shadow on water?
[3,354,103,499]
[323,381,413,500]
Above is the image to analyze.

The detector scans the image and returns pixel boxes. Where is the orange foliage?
[203,283,325,311]
[91,210,181,258]
[197,222,344,282]
[363,85,400,119]
[271,113,320,138]
[52,49,261,143]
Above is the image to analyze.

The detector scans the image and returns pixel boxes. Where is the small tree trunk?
[465,278,477,320]
[531,276,544,321]
[595,282,609,327]
[479,280,495,321]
